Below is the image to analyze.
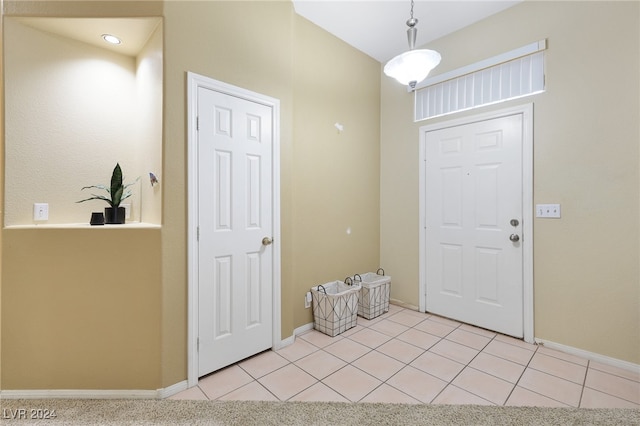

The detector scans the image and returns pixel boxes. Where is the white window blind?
[415,50,545,121]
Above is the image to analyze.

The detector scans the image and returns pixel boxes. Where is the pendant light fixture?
[384,0,441,89]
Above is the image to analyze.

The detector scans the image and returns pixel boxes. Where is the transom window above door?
[414,41,546,121]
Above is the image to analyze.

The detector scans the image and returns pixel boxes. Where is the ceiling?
[293,0,523,63]
[13,17,161,57]
[13,1,522,62]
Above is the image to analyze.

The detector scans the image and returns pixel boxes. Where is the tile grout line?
[417,318,466,404]
[236,358,290,402]
[581,364,640,406]
[586,363,640,383]
[430,330,502,405]
[577,359,590,408]
[502,340,539,406]
[509,344,586,408]
[393,313,452,402]
[327,326,398,402]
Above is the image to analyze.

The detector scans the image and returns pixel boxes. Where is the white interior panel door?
[198,87,273,376]
[425,114,524,337]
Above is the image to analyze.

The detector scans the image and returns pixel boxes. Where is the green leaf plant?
[77,163,139,208]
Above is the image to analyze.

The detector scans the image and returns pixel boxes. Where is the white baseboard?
[0,389,158,400]
[535,338,640,374]
[274,333,294,350]
[294,322,314,336]
[157,380,188,399]
[274,322,313,351]
[276,335,294,349]
[0,380,190,400]
[389,299,419,311]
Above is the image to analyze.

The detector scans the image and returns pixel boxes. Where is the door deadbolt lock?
[509,234,520,242]
[262,237,273,246]
[510,219,519,227]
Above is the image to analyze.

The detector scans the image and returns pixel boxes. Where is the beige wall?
[381,1,639,363]
[291,16,380,328]
[2,228,162,389]
[1,0,381,390]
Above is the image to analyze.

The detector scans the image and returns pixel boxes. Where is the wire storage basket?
[354,268,391,320]
[311,280,361,337]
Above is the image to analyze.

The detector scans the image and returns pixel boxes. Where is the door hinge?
[196,116,199,131]
[197,226,200,241]
[197,337,199,352]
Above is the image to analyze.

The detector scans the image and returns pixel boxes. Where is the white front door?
[423,113,524,337]
[197,86,274,376]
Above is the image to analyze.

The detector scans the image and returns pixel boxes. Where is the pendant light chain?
[407,0,418,29]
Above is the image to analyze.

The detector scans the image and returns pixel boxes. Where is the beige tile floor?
[170,304,640,408]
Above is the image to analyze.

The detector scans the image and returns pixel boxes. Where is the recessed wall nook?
[4,17,163,227]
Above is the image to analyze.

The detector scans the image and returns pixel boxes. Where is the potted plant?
[77,163,138,224]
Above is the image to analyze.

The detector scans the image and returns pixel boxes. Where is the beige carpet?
[1,399,639,425]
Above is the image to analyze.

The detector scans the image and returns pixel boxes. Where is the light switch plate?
[536,203,561,218]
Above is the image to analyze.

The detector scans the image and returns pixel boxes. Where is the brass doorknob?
[262,237,273,246]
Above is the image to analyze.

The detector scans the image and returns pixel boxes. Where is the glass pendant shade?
[384,49,441,88]
[385,0,441,88]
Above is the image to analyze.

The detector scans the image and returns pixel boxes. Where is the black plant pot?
[90,212,105,226]
[104,207,126,224]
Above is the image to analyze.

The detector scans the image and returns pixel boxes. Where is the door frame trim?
[418,103,534,343]
[186,72,282,387]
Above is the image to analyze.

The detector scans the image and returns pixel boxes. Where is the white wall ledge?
[4,222,161,230]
